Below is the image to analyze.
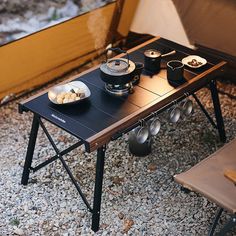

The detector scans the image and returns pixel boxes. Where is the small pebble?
[13,228,24,236]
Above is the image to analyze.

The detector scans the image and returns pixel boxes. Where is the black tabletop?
[20,37,225,152]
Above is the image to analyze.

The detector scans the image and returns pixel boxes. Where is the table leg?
[91,145,106,232]
[21,114,39,185]
[208,208,223,236]
[209,80,226,142]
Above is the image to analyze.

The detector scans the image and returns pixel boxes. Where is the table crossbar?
[38,118,93,212]
[30,140,84,173]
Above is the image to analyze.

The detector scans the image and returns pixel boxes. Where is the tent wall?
[173,0,236,57]
[131,0,236,58]
[130,0,192,48]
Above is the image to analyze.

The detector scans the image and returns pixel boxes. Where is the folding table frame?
[20,78,226,232]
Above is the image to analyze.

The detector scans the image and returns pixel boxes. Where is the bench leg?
[209,80,226,143]
[218,215,236,235]
[91,145,106,232]
[21,114,39,185]
[208,208,223,236]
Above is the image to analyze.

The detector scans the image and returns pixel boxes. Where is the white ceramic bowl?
[48,81,91,105]
[182,55,207,68]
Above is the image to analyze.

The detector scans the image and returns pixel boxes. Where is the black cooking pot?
[100,48,143,85]
[144,49,176,73]
[128,130,152,157]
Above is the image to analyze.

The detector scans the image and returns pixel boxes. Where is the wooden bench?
[174,139,236,235]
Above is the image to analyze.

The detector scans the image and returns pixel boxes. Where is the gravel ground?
[0,73,235,235]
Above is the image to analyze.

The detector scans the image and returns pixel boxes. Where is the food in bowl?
[48,81,91,105]
[187,59,203,67]
[56,89,85,104]
[182,55,207,68]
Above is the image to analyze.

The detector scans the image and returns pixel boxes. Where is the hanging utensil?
[148,112,161,136]
[168,101,181,123]
[181,99,193,116]
[134,119,149,144]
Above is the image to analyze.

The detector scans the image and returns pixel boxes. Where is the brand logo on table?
[51,114,66,123]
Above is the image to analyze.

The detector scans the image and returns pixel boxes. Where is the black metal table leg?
[21,114,39,185]
[209,80,226,142]
[192,93,217,129]
[91,145,106,232]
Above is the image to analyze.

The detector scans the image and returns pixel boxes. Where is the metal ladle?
[181,99,193,116]
[148,112,161,136]
[181,94,193,116]
[168,101,181,123]
[135,119,149,144]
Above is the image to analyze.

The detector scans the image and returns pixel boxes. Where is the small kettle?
[100,48,143,86]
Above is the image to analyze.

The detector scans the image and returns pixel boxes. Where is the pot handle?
[106,47,130,65]
[161,50,176,57]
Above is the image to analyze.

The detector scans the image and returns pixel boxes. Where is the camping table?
[19,37,227,232]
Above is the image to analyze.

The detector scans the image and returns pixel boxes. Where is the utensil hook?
[139,119,143,127]
[172,99,177,107]
[184,92,190,98]
[152,111,157,118]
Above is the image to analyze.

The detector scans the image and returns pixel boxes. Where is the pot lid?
[144,49,161,58]
[100,58,136,76]
[107,58,129,73]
